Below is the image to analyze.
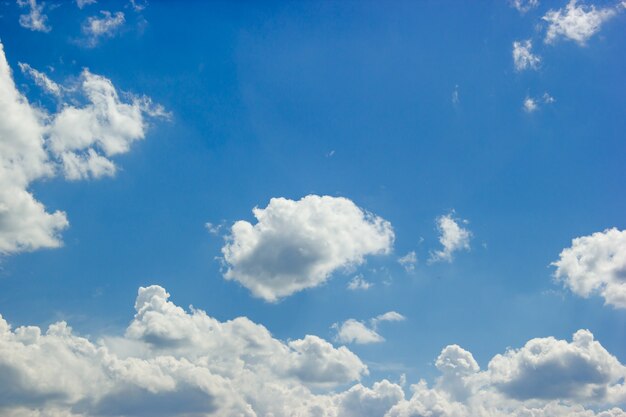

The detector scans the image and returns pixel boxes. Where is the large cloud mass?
[221,195,395,301]
[553,228,626,309]
[1,286,625,417]
[0,42,165,255]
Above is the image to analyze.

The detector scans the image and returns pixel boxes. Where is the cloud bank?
[1,285,625,417]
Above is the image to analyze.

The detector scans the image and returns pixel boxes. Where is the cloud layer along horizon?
[1,284,625,417]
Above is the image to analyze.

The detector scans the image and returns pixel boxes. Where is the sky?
[0,0,625,416]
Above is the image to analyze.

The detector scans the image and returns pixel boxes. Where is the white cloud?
[372,311,406,327]
[221,195,394,302]
[543,0,623,45]
[524,96,538,112]
[429,213,471,263]
[0,43,165,255]
[347,274,373,290]
[76,0,96,8]
[488,329,625,402]
[553,228,626,309]
[1,288,625,416]
[129,0,148,12]
[16,0,50,32]
[81,11,125,47]
[398,251,417,272]
[18,62,61,96]
[513,40,541,71]
[204,222,222,236]
[334,311,405,345]
[511,0,539,14]
[451,85,460,105]
[524,93,556,113]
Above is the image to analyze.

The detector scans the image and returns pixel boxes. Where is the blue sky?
[0,1,625,416]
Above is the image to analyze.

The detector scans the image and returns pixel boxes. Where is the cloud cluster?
[17,0,50,32]
[429,213,471,263]
[543,0,623,45]
[523,92,555,113]
[553,228,626,309]
[0,42,164,255]
[513,40,541,71]
[221,195,395,301]
[1,285,625,417]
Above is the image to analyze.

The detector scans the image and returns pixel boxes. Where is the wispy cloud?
[17,0,51,32]
[81,10,125,47]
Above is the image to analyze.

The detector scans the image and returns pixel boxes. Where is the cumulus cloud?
[553,228,626,309]
[0,43,165,255]
[543,0,623,45]
[81,11,125,47]
[429,213,471,263]
[513,40,541,71]
[221,195,394,301]
[511,0,539,14]
[334,311,405,345]
[489,329,626,402]
[0,288,625,416]
[17,0,51,32]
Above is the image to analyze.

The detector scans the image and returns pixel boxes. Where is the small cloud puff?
[334,312,405,345]
[513,40,541,71]
[429,212,471,263]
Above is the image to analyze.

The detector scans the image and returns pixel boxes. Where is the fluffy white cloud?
[221,195,394,301]
[0,43,164,255]
[429,213,471,263]
[488,329,626,402]
[543,0,623,45]
[334,311,405,345]
[81,11,125,47]
[513,40,541,71]
[511,0,539,14]
[0,287,625,417]
[16,0,50,32]
[553,228,626,309]
[334,319,384,344]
